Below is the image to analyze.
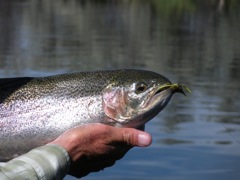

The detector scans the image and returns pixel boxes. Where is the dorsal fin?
[0,77,34,103]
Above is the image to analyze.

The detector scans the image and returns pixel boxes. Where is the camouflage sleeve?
[0,144,70,180]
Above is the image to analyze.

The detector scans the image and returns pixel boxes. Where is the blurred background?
[0,0,240,179]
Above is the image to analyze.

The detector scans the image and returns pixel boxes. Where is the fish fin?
[0,77,34,103]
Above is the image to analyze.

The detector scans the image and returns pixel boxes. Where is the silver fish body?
[0,69,186,161]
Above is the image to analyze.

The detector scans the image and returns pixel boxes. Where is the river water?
[0,1,240,180]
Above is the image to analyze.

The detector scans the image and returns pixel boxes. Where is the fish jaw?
[121,88,174,128]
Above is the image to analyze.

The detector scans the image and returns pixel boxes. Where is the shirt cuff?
[1,144,70,180]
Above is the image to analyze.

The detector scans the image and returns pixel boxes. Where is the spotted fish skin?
[0,69,177,161]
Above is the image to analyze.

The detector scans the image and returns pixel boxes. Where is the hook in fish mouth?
[156,83,191,96]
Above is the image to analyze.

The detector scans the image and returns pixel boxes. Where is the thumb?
[118,128,152,147]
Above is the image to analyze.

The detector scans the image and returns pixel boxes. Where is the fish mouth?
[155,83,191,96]
[144,83,190,110]
[144,83,191,109]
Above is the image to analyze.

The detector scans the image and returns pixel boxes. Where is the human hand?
[49,123,152,178]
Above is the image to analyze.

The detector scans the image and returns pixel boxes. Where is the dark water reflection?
[0,0,240,179]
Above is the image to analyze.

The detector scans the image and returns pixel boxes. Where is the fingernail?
[138,133,151,146]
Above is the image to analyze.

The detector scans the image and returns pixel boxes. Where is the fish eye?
[135,82,148,94]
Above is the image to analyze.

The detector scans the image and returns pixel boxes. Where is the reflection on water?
[0,0,240,180]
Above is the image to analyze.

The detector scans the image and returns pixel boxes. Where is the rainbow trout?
[0,69,190,161]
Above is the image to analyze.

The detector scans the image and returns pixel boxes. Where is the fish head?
[102,70,190,127]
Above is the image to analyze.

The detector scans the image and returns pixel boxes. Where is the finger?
[114,128,152,147]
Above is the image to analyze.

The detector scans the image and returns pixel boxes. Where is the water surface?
[0,1,240,180]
